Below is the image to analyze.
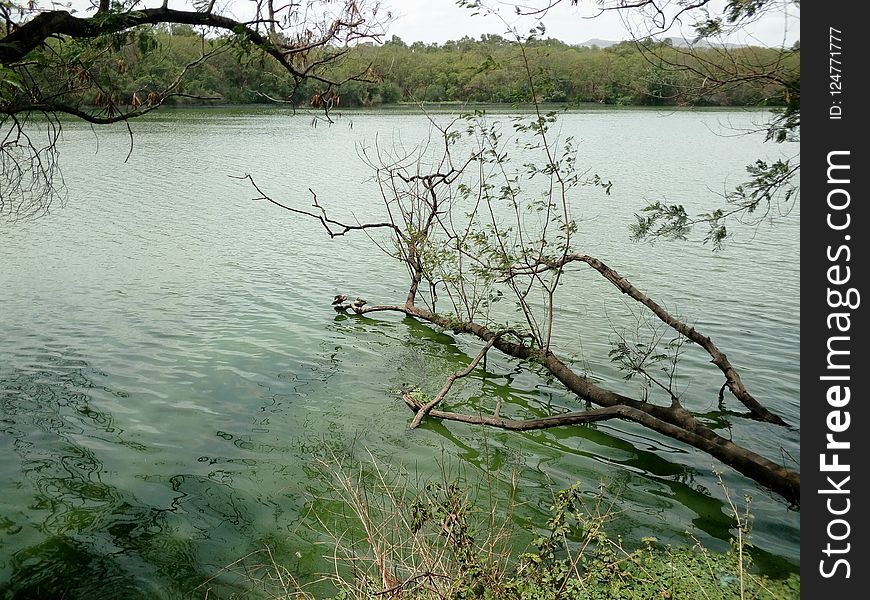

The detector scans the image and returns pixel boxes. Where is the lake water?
[0,107,799,598]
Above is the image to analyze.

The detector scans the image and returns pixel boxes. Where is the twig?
[234,174,401,238]
[409,336,499,429]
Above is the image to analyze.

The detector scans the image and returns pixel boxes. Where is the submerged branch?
[336,298,799,505]
[409,335,499,429]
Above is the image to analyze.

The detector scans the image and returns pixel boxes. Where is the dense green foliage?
[63,26,797,108]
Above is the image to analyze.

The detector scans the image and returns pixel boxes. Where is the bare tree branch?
[1,7,381,75]
[236,174,402,239]
[511,252,786,424]
[409,335,499,429]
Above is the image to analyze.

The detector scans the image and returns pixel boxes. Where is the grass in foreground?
[206,457,800,599]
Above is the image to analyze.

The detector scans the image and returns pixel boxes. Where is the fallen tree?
[244,103,799,506]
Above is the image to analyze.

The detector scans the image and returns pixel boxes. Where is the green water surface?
[0,108,799,598]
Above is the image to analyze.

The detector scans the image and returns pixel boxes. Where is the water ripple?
[0,109,799,596]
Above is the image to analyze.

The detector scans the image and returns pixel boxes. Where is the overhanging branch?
[0,8,370,86]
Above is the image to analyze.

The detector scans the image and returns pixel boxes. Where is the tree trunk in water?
[361,302,799,505]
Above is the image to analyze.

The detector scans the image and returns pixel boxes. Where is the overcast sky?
[64,0,798,47]
[382,0,799,47]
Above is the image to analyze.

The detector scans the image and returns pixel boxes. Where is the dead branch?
[409,336,499,429]
[512,253,786,425]
[237,174,402,239]
[404,391,628,429]
[336,299,798,505]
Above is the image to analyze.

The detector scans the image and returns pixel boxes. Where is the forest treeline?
[82,25,799,109]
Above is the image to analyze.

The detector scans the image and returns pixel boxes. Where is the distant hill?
[577,38,621,48]
[577,37,744,49]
